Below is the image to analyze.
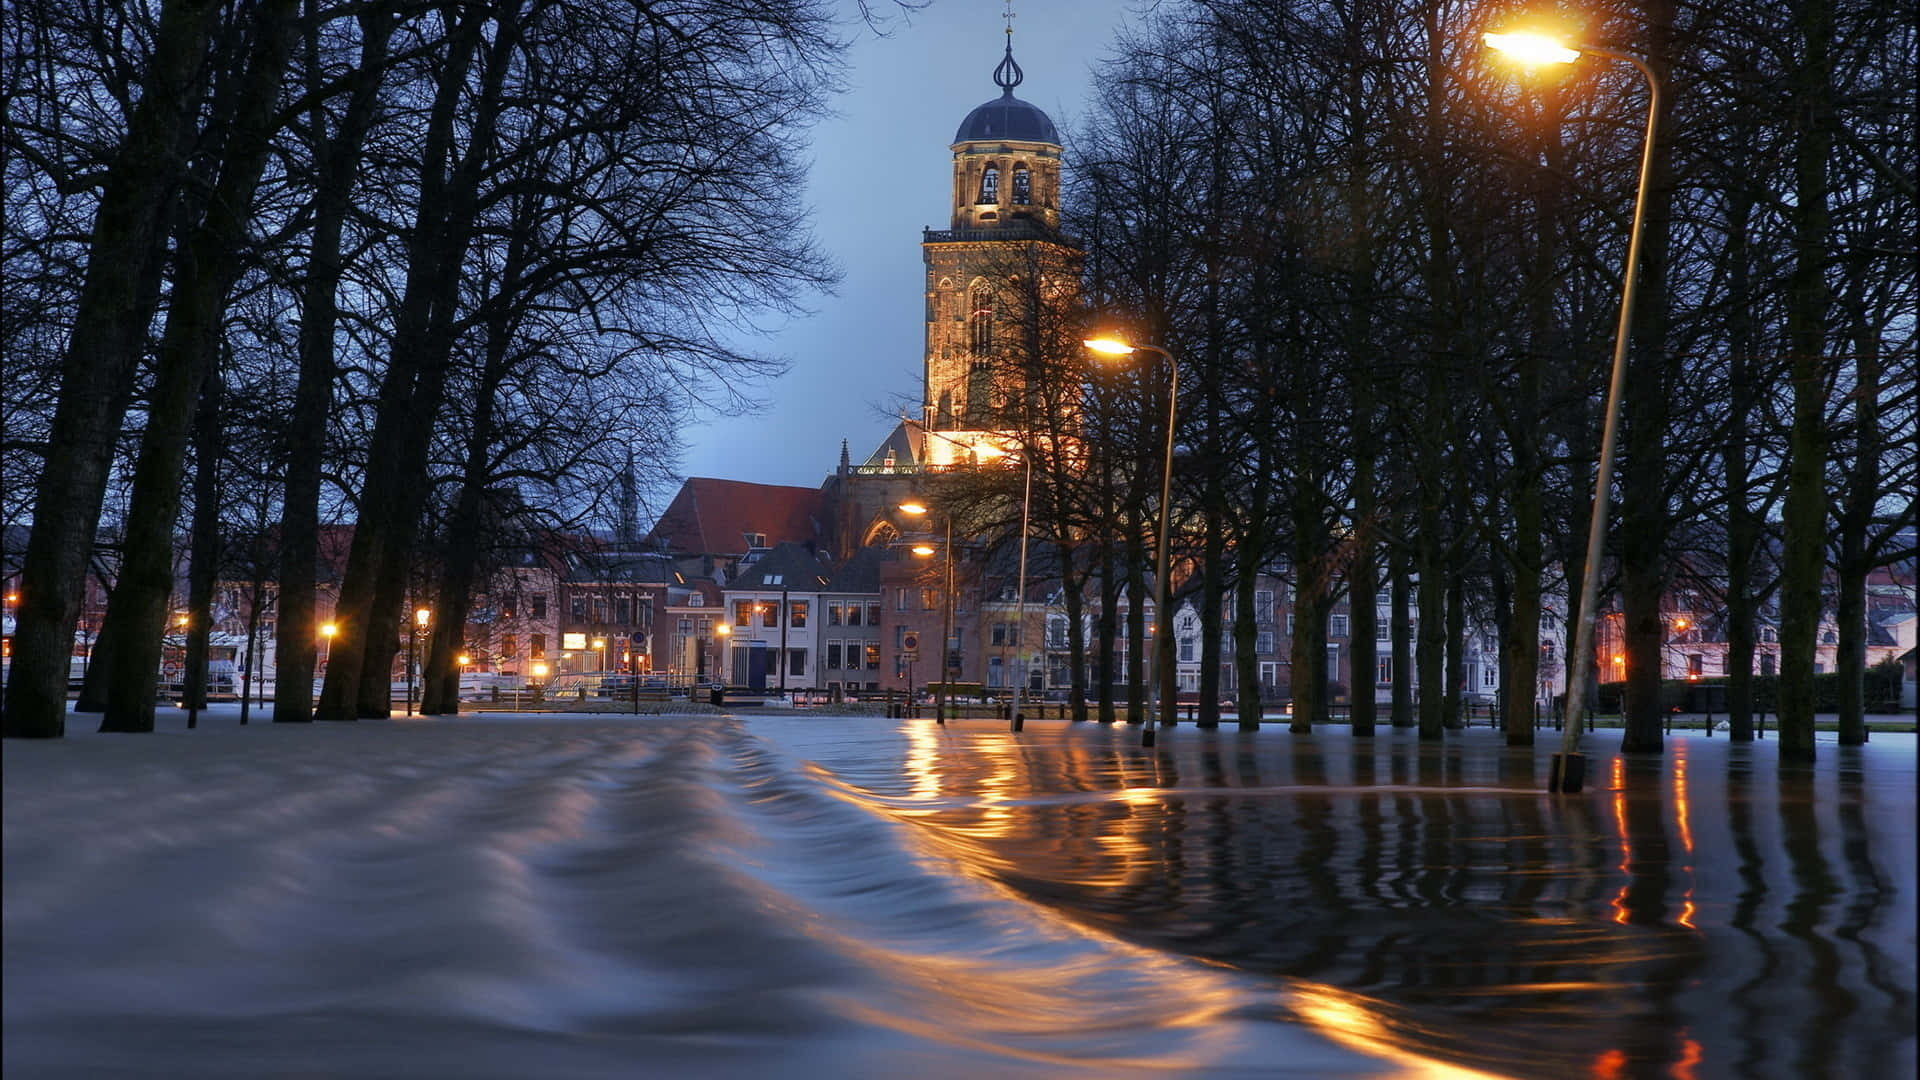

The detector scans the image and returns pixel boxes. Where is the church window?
[1011,165,1031,204]
[979,165,999,204]
[969,283,993,352]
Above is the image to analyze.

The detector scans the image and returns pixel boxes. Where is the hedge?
[1596,660,1905,713]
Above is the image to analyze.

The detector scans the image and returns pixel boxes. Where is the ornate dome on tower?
[953,39,1058,146]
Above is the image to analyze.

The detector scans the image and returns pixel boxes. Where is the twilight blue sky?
[675,1,1130,493]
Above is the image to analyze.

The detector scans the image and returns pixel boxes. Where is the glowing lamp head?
[911,544,937,557]
[717,623,731,636]
[898,501,929,516]
[532,662,548,679]
[1483,31,1580,66]
[457,654,470,666]
[1084,336,1138,357]
[414,607,431,627]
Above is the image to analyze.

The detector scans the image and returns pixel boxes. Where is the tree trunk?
[1617,0,1679,756]
[1197,510,1224,728]
[1832,310,1881,745]
[1443,568,1465,730]
[181,358,224,716]
[1777,0,1836,764]
[1415,496,1445,740]
[1125,520,1147,723]
[1391,541,1414,727]
[1062,553,1089,723]
[1233,557,1261,730]
[317,6,491,723]
[1722,190,1760,742]
[3,0,221,739]
[274,5,396,724]
[96,0,299,734]
[1096,540,1118,722]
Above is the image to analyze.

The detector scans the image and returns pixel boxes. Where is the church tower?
[920,24,1079,464]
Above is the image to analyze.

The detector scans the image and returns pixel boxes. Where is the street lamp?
[1007,450,1034,733]
[1086,335,1179,747]
[407,606,430,717]
[1486,28,1663,794]
[320,621,337,668]
[901,500,954,725]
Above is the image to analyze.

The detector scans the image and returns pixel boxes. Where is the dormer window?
[1011,165,1031,204]
[744,532,766,549]
[978,165,999,204]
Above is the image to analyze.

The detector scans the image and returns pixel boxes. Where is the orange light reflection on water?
[1291,984,1510,1079]
[1674,751,1697,929]
[1610,757,1631,926]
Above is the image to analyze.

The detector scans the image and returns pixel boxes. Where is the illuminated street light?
[1486,29,1663,794]
[1482,31,1579,66]
[1085,336,1179,747]
[407,607,431,717]
[902,499,955,725]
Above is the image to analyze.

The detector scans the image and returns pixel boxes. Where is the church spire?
[992,1,1021,96]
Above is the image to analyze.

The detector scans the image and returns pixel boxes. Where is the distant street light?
[407,607,430,717]
[1086,335,1179,747]
[901,499,955,725]
[1486,29,1664,794]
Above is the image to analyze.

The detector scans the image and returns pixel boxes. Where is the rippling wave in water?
[4,712,1913,1079]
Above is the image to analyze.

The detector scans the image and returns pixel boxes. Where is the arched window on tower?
[1011,165,1031,204]
[969,283,993,353]
[978,165,999,204]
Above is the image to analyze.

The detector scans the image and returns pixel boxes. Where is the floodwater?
[4,710,1914,1079]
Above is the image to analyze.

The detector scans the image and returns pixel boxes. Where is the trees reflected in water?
[882,728,1916,1078]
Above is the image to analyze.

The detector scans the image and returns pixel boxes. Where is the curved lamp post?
[1485,30,1663,793]
[1086,336,1178,748]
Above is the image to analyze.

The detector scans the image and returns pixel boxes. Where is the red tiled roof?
[646,478,824,557]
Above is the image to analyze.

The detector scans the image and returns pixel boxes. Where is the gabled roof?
[645,478,824,557]
[727,541,834,592]
[823,545,884,594]
[861,419,924,469]
[563,550,685,586]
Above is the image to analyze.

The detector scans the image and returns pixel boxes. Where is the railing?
[923,224,1079,245]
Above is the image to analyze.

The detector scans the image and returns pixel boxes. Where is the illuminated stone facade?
[920,37,1078,458]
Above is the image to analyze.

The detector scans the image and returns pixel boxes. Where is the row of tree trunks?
[1,0,225,739]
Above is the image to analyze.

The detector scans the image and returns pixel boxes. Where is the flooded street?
[5,710,1914,1078]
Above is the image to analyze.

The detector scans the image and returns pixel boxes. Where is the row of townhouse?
[9,483,1909,706]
